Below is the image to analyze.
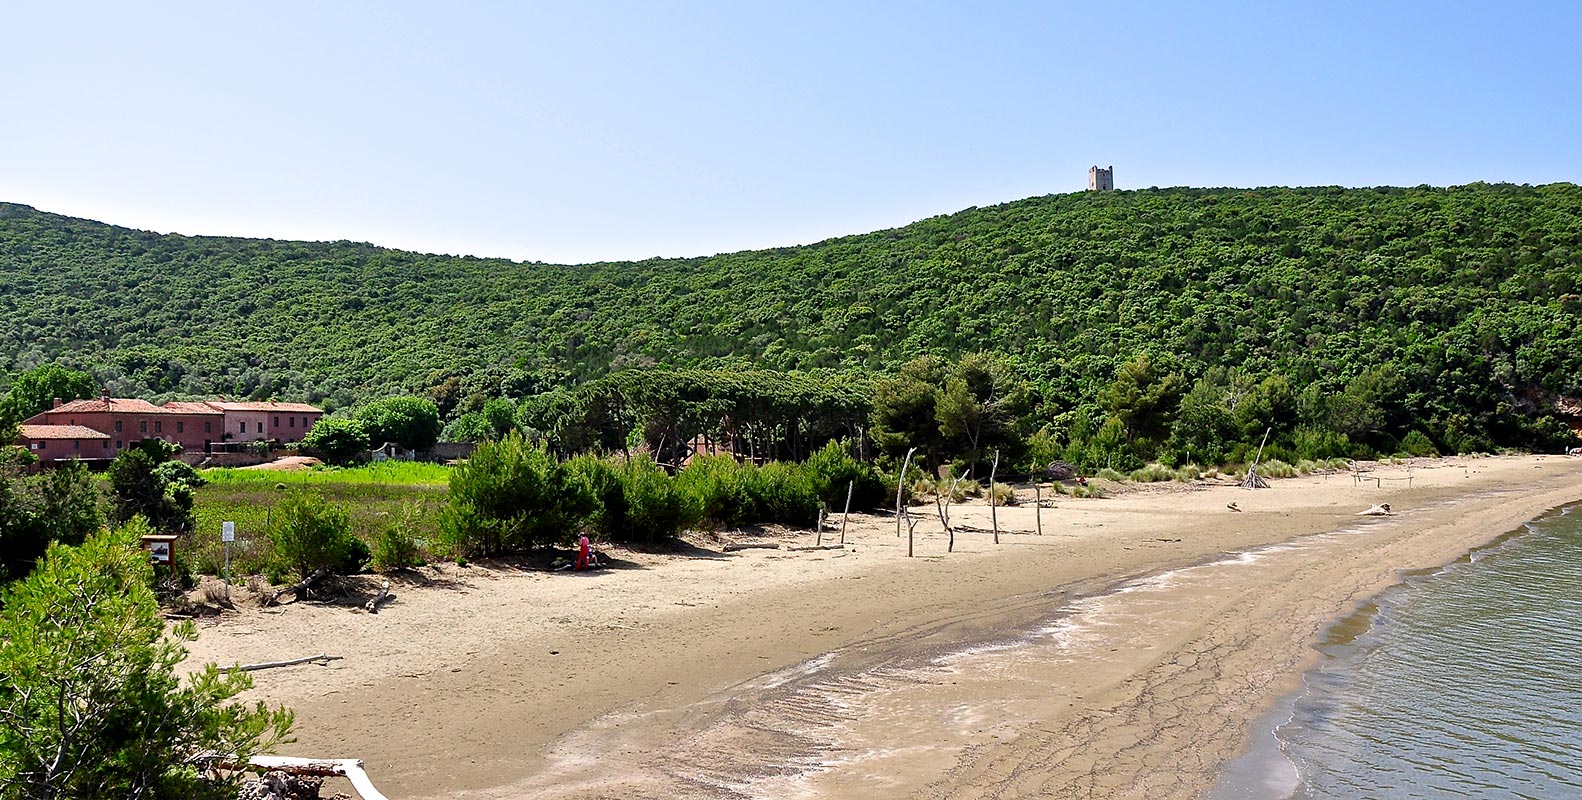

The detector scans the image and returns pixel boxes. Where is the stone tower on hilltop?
[1088,165,1114,191]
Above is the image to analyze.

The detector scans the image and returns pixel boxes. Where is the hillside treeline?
[1,183,1579,460]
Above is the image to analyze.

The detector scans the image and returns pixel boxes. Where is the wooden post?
[895,447,916,538]
[906,507,915,558]
[938,469,968,553]
[815,509,823,547]
[1035,483,1043,536]
[989,449,1000,545]
[839,479,853,545]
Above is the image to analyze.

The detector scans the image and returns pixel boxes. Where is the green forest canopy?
[1,183,1579,462]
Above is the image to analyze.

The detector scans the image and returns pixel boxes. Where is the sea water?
[1214,506,1582,799]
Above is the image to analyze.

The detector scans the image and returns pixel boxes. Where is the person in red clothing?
[575,534,593,570]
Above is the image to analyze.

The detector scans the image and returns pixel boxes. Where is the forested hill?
[1,184,1579,432]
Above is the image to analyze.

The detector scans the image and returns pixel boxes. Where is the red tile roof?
[204,401,323,413]
[161,401,225,415]
[47,398,168,414]
[19,424,111,440]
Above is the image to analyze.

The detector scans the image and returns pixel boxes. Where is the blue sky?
[3,2,1578,263]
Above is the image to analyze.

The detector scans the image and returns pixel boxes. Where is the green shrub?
[371,504,426,571]
[620,455,697,541]
[0,527,293,797]
[1174,464,1202,481]
[301,418,371,466]
[441,431,595,556]
[1095,467,1129,482]
[1292,427,1353,462]
[154,460,207,489]
[267,494,366,577]
[675,455,752,528]
[743,462,820,525]
[109,447,194,535]
[576,454,697,543]
[431,505,481,561]
[803,441,886,511]
[674,456,821,529]
[1400,430,1440,457]
[567,455,626,539]
[910,476,937,503]
[0,458,105,581]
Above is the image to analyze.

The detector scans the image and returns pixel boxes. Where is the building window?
[205,421,212,433]
[101,441,108,450]
[154,421,162,433]
[116,440,123,449]
[140,420,148,433]
[257,421,264,433]
[303,417,310,428]
[176,421,184,433]
[115,420,123,433]
[239,421,246,433]
[73,440,79,450]
[274,416,281,427]
[289,416,296,428]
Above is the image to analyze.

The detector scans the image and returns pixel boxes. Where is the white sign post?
[221,522,235,585]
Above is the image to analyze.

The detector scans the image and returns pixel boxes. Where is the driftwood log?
[787,544,847,552]
[956,524,1034,536]
[722,542,781,552]
[234,654,344,672]
[266,569,328,607]
[207,755,388,800]
[363,581,393,614]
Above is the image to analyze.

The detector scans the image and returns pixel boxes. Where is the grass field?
[201,460,451,487]
[188,462,451,578]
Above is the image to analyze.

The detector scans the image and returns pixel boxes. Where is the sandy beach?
[184,455,1582,799]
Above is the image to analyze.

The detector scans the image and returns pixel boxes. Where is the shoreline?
[182,455,1582,799]
[1207,500,1582,800]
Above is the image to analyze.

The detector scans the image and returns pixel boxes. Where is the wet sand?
[184,455,1582,799]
